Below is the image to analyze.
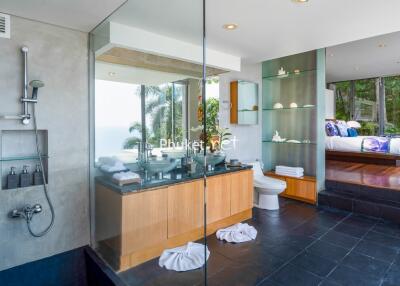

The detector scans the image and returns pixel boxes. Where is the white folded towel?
[276,165,304,173]
[159,242,210,272]
[276,170,304,178]
[98,157,127,172]
[112,171,140,181]
[216,223,257,243]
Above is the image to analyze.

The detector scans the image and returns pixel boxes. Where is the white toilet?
[250,161,287,210]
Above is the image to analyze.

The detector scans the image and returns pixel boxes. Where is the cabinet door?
[121,188,168,255]
[167,180,204,238]
[286,178,316,202]
[231,170,254,215]
[206,175,231,224]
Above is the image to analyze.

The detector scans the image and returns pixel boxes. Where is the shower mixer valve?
[9,204,42,222]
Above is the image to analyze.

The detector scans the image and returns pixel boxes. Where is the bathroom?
[1,1,400,286]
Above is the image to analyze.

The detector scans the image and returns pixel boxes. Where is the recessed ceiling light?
[223,24,238,30]
[378,43,387,48]
[354,66,360,71]
[108,72,116,77]
[292,0,309,3]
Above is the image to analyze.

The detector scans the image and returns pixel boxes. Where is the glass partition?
[89,0,207,285]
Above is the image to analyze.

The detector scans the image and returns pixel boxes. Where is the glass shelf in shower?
[262,140,316,145]
[262,69,316,81]
[263,106,315,111]
[0,155,49,162]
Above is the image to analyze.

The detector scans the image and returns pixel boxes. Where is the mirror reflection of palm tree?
[124,84,183,149]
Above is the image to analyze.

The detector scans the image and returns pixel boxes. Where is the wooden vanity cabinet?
[95,169,254,271]
[231,170,254,214]
[206,174,231,223]
[167,180,204,238]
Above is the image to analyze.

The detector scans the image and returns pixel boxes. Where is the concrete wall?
[0,16,89,271]
[218,63,262,163]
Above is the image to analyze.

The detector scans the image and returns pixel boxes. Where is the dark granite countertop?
[95,164,252,195]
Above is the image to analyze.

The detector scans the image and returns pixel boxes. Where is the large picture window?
[333,76,400,136]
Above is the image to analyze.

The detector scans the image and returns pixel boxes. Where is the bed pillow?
[347,128,358,137]
[325,121,339,136]
[336,121,349,137]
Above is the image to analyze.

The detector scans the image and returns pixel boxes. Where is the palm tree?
[124,84,184,149]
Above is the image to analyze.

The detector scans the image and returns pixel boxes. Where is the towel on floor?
[159,242,210,272]
[216,223,257,243]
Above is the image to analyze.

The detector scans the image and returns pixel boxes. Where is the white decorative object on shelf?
[303,104,315,108]
[272,131,286,142]
[287,139,301,144]
[273,103,283,109]
[290,102,298,108]
[277,67,288,77]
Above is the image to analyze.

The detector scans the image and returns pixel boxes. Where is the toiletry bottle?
[33,164,44,185]
[7,167,18,189]
[20,165,31,188]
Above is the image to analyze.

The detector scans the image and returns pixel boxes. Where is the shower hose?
[27,104,55,237]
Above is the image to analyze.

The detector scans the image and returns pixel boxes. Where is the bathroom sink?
[193,153,226,167]
[139,158,178,174]
[161,148,186,159]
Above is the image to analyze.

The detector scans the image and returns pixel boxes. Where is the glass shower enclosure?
[89,0,209,284]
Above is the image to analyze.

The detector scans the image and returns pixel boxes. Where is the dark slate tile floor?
[119,198,400,286]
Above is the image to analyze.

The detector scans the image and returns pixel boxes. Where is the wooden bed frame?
[326,150,400,166]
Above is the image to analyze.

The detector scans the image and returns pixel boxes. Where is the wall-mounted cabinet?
[261,50,325,202]
[230,80,259,125]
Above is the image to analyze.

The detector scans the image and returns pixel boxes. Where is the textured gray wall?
[0,16,90,271]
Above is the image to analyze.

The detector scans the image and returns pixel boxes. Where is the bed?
[325,136,400,166]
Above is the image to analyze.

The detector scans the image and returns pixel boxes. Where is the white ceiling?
[2,0,400,64]
[326,31,400,83]
[0,0,125,32]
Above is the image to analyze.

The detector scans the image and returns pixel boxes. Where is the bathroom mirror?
[230,80,259,125]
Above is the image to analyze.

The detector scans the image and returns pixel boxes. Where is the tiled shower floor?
[119,198,400,286]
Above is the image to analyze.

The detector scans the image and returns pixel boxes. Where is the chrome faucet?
[137,142,154,162]
[9,204,42,222]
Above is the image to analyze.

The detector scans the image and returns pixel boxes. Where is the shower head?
[29,80,44,100]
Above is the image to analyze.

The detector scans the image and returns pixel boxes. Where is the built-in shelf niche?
[1,130,48,190]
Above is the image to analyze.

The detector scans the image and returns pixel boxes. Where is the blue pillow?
[336,121,349,137]
[325,121,339,136]
[347,128,358,137]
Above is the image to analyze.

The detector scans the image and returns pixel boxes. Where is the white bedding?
[325,136,400,155]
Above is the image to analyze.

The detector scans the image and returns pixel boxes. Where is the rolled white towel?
[216,223,257,243]
[159,242,210,272]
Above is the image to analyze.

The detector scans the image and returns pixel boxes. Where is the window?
[384,76,400,135]
[333,76,400,136]
[95,80,142,163]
